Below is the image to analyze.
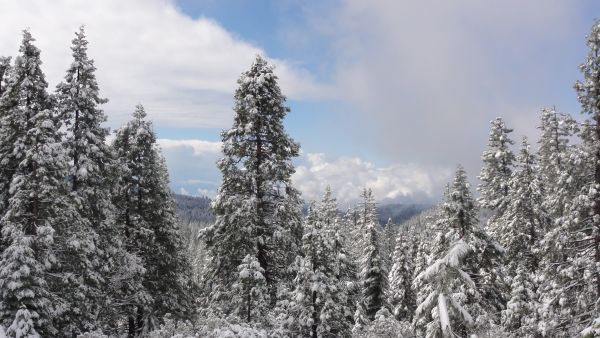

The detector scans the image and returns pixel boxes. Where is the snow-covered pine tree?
[282,192,352,337]
[354,188,389,329]
[0,32,53,251]
[0,56,10,96]
[6,305,40,338]
[382,218,395,273]
[320,187,357,326]
[388,229,416,322]
[201,55,302,313]
[52,26,118,335]
[230,254,269,325]
[0,98,73,335]
[537,120,597,337]
[548,20,600,336]
[414,239,476,338]
[497,137,544,273]
[495,137,543,336]
[477,117,515,215]
[415,166,504,336]
[537,108,579,221]
[112,105,193,334]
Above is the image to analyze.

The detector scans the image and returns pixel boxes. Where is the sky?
[0,0,598,206]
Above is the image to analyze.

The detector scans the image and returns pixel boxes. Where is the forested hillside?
[2,20,600,338]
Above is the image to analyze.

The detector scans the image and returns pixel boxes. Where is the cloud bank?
[0,0,332,128]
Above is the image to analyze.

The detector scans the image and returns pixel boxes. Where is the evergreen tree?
[496,138,544,336]
[497,137,544,273]
[113,105,193,334]
[414,239,476,338]
[201,55,302,313]
[0,31,65,336]
[537,108,579,220]
[355,189,389,325]
[477,117,515,214]
[388,229,416,322]
[0,32,53,249]
[0,100,73,337]
[230,254,269,324]
[0,56,10,96]
[415,167,504,336]
[52,26,115,335]
[285,193,352,337]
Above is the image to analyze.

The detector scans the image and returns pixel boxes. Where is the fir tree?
[113,105,193,334]
[230,254,269,324]
[284,193,352,337]
[388,229,416,322]
[355,189,389,324]
[497,137,544,273]
[415,167,504,336]
[52,26,115,335]
[477,117,515,214]
[0,31,64,336]
[0,32,53,250]
[202,55,302,313]
[537,108,579,220]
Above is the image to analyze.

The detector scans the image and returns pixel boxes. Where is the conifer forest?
[3,14,600,338]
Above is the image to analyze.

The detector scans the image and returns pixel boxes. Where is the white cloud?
[0,0,332,128]
[293,153,451,206]
[305,0,583,175]
[157,139,221,156]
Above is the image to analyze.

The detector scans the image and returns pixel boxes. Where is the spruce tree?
[202,55,302,313]
[113,105,193,334]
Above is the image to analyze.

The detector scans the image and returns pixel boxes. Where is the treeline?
[0,28,194,337]
[4,20,600,338]
[180,21,600,338]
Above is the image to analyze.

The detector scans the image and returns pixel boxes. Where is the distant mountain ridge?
[173,193,430,226]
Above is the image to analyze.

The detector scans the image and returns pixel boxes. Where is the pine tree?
[537,108,579,220]
[230,254,269,324]
[52,26,116,335]
[497,137,544,273]
[415,167,504,336]
[545,20,600,336]
[0,31,65,336]
[355,189,389,325]
[414,239,476,338]
[495,138,544,336]
[201,55,302,313]
[501,266,539,338]
[388,229,416,322]
[0,32,53,250]
[284,192,352,338]
[6,305,40,338]
[113,105,193,334]
[477,117,515,214]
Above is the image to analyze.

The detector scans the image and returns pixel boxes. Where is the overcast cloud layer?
[304,0,587,174]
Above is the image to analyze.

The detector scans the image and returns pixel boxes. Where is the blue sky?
[0,0,599,205]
